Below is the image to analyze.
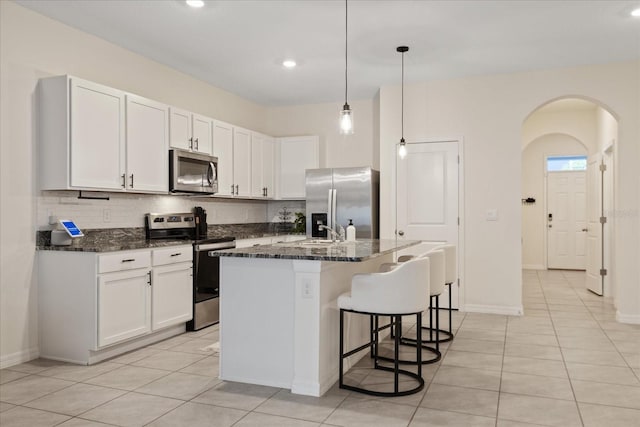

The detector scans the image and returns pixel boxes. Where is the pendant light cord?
[401,49,404,141]
[344,0,348,105]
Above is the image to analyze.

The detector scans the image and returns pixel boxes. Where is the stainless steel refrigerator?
[305,167,379,239]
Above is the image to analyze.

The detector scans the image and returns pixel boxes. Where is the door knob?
[548,225,552,228]
[398,230,405,236]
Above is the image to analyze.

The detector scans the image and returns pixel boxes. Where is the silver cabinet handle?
[121,174,126,188]
[188,137,193,150]
[235,184,239,194]
[170,252,182,257]
[194,137,199,151]
[582,228,588,232]
[231,184,235,195]
[121,258,135,263]
[129,174,134,188]
[398,230,404,236]
[147,271,151,286]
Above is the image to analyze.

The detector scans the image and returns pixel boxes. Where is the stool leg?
[394,315,400,394]
[448,283,453,336]
[374,315,380,368]
[416,312,422,379]
[435,295,440,354]
[429,296,435,342]
[339,309,344,388]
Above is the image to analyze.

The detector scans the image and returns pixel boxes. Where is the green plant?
[293,212,306,234]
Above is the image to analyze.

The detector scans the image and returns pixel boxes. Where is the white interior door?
[586,155,603,295]
[396,141,459,308]
[547,171,587,270]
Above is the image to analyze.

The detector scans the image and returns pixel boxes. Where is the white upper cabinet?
[232,126,252,197]
[125,94,169,193]
[277,136,319,199]
[251,132,275,198]
[37,77,126,191]
[39,76,167,193]
[212,120,234,196]
[169,107,212,155]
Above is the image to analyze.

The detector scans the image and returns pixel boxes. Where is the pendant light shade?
[339,0,354,135]
[397,46,409,158]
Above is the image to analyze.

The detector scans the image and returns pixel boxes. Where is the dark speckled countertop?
[36,223,304,253]
[210,239,420,262]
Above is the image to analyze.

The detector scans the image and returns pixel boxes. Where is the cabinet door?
[70,78,125,190]
[169,107,192,150]
[98,269,151,347]
[126,95,169,193]
[250,133,264,197]
[263,136,275,198]
[213,120,234,196]
[233,127,252,197]
[278,136,319,199]
[192,114,212,155]
[151,263,193,331]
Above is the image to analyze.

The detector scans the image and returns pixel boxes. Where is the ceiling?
[15,0,640,107]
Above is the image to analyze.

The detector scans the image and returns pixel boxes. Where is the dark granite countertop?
[36,224,304,253]
[210,239,420,262]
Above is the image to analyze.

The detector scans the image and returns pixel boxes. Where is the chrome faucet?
[318,224,345,242]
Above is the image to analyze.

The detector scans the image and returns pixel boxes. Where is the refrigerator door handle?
[327,189,334,231]
[331,189,337,233]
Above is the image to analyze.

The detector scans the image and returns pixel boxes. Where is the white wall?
[0,1,270,367]
[378,61,640,319]
[266,99,376,169]
[522,108,598,153]
[521,135,588,269]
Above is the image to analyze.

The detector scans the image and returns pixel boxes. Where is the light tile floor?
[2,270,639,426]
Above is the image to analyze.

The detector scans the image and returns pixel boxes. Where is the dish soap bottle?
[346,219,356,242]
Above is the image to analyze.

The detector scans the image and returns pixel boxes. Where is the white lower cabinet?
[39,246,193,365]
[151,252,193,331]
[98,268,151,347]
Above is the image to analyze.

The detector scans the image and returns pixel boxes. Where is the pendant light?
[397,46,409,158]
[339,0,354,135]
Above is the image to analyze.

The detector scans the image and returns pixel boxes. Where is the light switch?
[486,209,498,221]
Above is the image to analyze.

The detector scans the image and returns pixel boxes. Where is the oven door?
[169,149,218,194]
[188,240,235,331]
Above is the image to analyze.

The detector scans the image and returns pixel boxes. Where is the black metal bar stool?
[338,257,430,397]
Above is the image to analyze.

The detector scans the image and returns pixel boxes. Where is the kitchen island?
[212,239,420,397]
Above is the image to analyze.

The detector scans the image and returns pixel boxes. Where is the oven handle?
[196,241,236,252]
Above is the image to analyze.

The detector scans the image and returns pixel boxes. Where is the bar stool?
[423,244,457,344]
[338,257,430,397]
[400,249,446,357]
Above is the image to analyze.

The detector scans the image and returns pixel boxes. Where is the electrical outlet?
[302,280,313,298]
[103,209,111,223]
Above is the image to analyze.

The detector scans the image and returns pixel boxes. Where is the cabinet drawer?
[99,250,151,274]
[152,246,192,266]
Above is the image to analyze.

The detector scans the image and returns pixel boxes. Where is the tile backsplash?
[37,191,306,230]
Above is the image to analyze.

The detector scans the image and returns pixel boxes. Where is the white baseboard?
[522,264,545,270]
[616,311,640,325]
[0,346,39,369]
[463,304,524,316]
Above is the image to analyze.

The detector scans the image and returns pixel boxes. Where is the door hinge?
[600,268,608,276]
[599,164,607,172]
[600,216,607,224]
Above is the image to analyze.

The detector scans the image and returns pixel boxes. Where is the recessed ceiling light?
[282,60,297,69]
[186,0,205,8]
[632,8,640,17]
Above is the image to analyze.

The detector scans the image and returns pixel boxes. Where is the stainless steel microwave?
[169,149,218,194]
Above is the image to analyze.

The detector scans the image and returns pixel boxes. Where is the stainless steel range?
[145,211,235,331]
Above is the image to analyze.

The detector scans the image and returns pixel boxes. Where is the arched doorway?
[521,97,618,299]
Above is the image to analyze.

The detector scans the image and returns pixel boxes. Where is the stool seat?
[337,293,353,310]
